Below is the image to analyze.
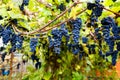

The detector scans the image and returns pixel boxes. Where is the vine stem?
[13,2,83,35]
[37,0,52,9]
[103,7,120,16]
[13,2,120,35]
[41,8,87,33]
[89,31,97,42]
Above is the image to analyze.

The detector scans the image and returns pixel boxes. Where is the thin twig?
[37,0,52,9]
[103,7,120,16]
[89,31,97,42]
[41,8,87,33]
[27,2,77,34]
[13,2,120,35]
[14,2,80,35]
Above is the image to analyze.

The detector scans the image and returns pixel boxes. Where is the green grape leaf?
[43,72,52,80]
[103,0,114,6]
[2,0,10,4]
[116,17,120,26]
[0,8,8,17]
[57,59,62,63]
[18,21,31,31]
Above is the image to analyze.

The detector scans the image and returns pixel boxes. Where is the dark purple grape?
[48,24,70,54]
[19,3,24,11]
[82,37,88,43]
[112,0,117,2]
[111,50,118,66]
[66,0,70,3]
[87,3,96,10]
[23,0,29,6]
[88,2,103,26]
[30,38,38,52]
[68,18,82,54]
[35,61,41,69]
[58,3,66,11]
[0,16,3,20]
[2,26,12,45]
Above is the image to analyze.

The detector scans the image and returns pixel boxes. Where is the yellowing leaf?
[83,46,89,54]
[36,47,39,55]
[0,8,8,17]
[28,22,38,28]
[103,0,114,6]
[69,7,78,19]
[116,17,120,26]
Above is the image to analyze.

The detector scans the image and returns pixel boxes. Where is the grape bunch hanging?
[0,24,24,53]
[0,0,120,67]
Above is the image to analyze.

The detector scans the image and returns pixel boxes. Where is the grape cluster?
[82,37,88,44]
[19,0,29,11]
[51,29,62,54]
[30,38,38,52]
[68,18,82,54]
[0,24,24,53]
[16,35,24,49]
[70,18,82,44]
[101,17,115,52]
[31,52,39,64]
[10,34,17,52]
[58,3,66,11]
[87,1,103,26]
[101,17,119,37]
[100,50,118,66]
[10,34,24,53]
[1,26,12,45]
[60,23,70,43]
[93,16,120,66]
[48,24,69,54]
[99,45,118,66]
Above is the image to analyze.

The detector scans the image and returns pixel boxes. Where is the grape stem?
[89,31,97,42]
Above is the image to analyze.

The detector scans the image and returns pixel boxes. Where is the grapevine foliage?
[0,1,120,79]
